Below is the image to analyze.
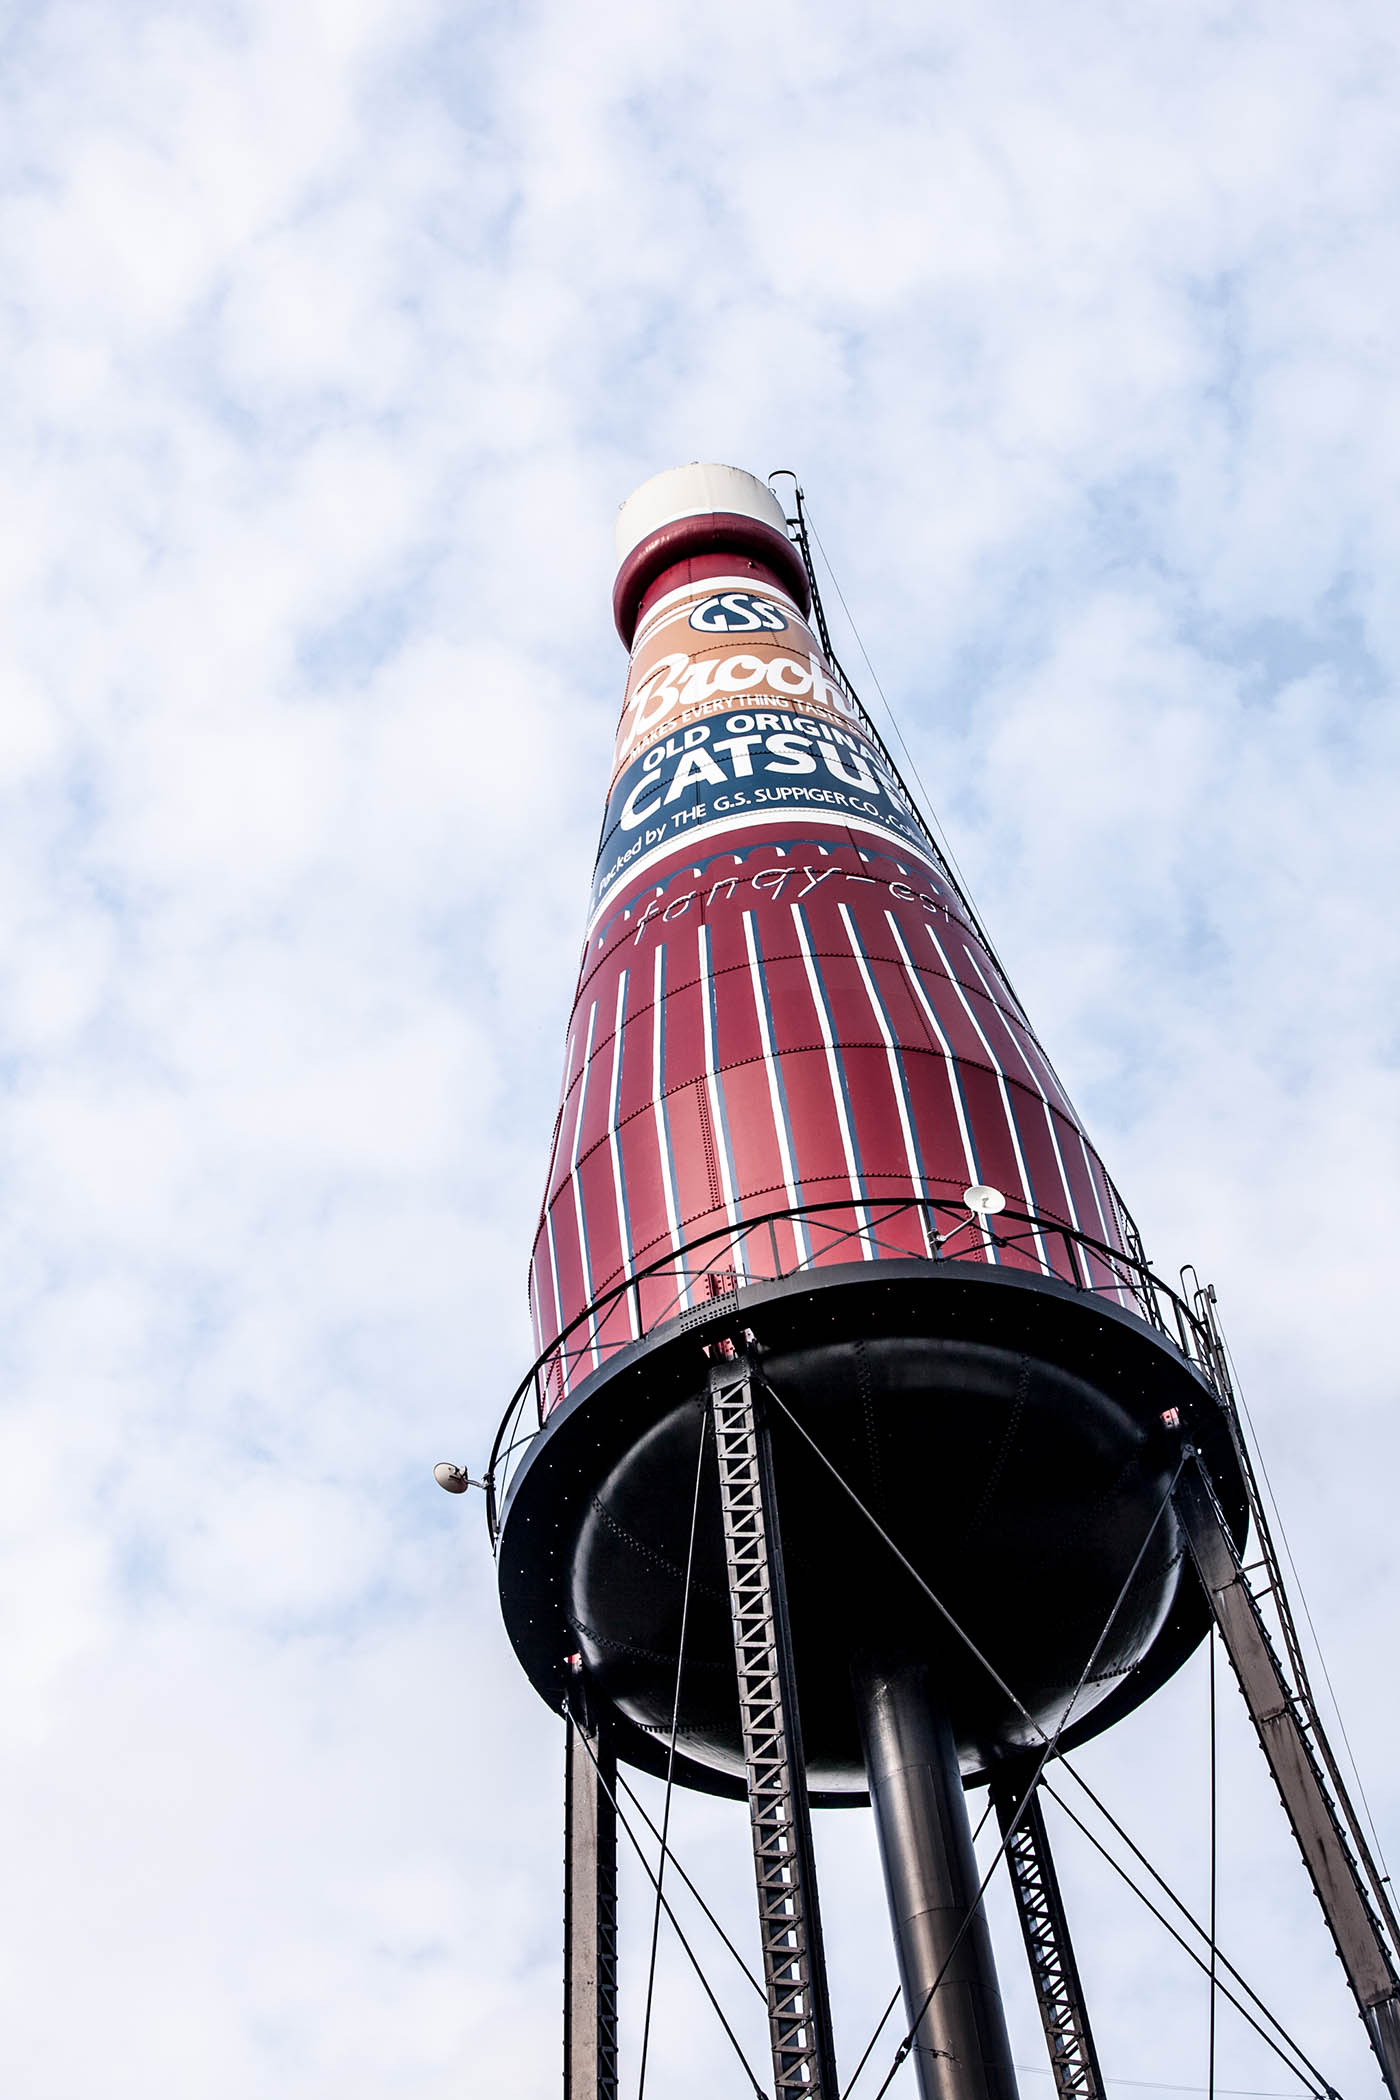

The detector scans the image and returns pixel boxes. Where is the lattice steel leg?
[990,1773,1103,2100]
[565,1685,618,2100]
[710,1344,840,2100]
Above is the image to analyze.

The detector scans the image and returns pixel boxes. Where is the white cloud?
[0,0,1396,2092]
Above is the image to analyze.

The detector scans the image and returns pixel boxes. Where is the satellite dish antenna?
[963,1183,1006,1214]
[433,1461,473,1494]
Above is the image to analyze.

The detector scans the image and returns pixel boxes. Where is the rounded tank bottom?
[574,1336,1179,1790]
[495,1261,1246,1799]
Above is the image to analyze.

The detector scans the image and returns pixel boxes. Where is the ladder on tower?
[1177,1439,1400,2097]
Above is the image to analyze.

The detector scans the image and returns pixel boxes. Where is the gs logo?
[688,591,789,634]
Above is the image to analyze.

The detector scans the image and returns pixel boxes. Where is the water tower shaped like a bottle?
[476,466,1400,2100]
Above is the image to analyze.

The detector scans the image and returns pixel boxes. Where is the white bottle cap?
[614,463,789,567]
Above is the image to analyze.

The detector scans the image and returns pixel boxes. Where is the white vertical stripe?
[924,921,1049,1271]
[742,911,810,1265]
[1074,1130,1114,1246]
[607,970,639,1338]
[961,944,1088,1283]
[697,924,747,1281]
[652,943,690,1308]
[545,1027,580,1197]
[963,934,1033,1030]
[838,902,933,1257]
[791,904,874,1258]
[961,941,1080,1126]
[884,913,979,1185]
[884,912,995,1264]
[528,1256,544,1357]
[569,1005,597,1188]
[536,1026,578,1377]
[1076,1139,1134,1308]
[543,1206,566,1393]
[956,945,1125,1305]
[569,1000,601,1367]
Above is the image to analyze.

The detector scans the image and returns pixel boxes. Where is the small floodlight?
[963,1185,1006,1215]
[434,1461,472,1494]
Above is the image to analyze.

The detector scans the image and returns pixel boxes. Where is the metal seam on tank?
[583,888,989,976]
[696,920,747,1279]
[856,1338,886,1522]
[584,1496,729,1602]
[791,901,876,1259]
[580,915,1000,997]
[960,1355,1032,1549]
[742,911,811,1265]
[568,999,602,1369]
[924,917,1049,1273]
[542,1208,566,1360]
[1034,1662,1138,1697]
[1076,1445,1154,1540]
[584,1188,979,1273]
[955,945,1083,1129]
[649,941,689,1309]
[542,1025,580,1187]
[1067,1128,1127,1296]
[571,1619,732,1675]
[959,942,1082,1126]
[551,1040,1074,1157]
[882,913,988,1237]
[534,1095,570,1237]
[604,968,639,1339]
[582,843,975,945]
[835,899,932,1244]
[694,1081,725,1214]
[548,1065,1079,1203]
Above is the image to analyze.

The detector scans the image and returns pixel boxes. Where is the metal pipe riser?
[856,1655,1019,2100]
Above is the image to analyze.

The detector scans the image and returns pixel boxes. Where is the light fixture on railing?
[433,1461,487,1496]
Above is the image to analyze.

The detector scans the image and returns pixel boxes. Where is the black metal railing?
[486,1196,1232,1543]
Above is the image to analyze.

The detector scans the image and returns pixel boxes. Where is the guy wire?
[636,1411,709,2100]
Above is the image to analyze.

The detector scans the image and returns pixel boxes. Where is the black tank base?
[496,1259,1247,1803]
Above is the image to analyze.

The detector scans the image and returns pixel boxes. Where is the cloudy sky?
[2,1,1398,2094]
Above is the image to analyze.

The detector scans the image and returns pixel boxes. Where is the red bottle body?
[531,491,1127,1410]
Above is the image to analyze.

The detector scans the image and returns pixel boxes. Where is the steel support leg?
[564,1690,618,2100]
[1176,1448,1400,2100]
[711,1346,840,2100]
[990,1772,1104,2100]
[855,1656,1019,2100]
